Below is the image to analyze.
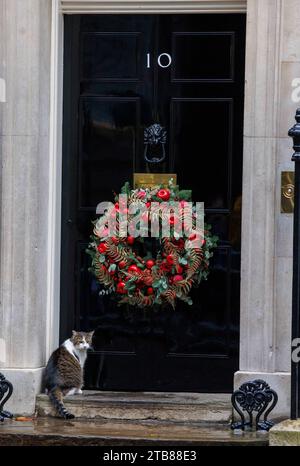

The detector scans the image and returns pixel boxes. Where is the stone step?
[36,391,232,424]
[0,417,269,446]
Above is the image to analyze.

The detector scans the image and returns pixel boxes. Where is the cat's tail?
[48,387,75,420]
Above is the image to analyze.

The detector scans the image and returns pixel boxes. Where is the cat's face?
[71,331,94,350]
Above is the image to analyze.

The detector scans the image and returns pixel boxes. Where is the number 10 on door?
[147,53,172,68]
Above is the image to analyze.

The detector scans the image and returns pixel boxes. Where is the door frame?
[48,0,247,358]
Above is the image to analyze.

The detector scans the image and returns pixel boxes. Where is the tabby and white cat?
[44,330,94,419]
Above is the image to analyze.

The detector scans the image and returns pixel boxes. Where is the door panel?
[62,14,245,392]
[172,32,234,82]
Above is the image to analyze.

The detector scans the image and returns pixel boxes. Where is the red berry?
[157,189,170,201]
[178,239,185,248]
[128,265,140,274]
[114,203,119,211]
[146,259,155,269]
[189,233,197,241]
[177,266,184,274]
[127,236,135,245]
[169,216,179,226]
[161,262,171,272]
[119,261,126,269]
[166,254,174,265]
[146,201,151,208]
[97,243,107,254]
[173,274,184,282]
[147,287,154,295]
[117,281,126,294]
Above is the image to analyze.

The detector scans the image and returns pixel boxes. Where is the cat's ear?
[89,330,95,337]
[72,330,77,337]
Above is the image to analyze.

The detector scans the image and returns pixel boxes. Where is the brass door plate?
[133,173,177,189]
[281,171,295,213]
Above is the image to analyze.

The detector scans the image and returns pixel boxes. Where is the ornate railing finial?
[288,108,300,161]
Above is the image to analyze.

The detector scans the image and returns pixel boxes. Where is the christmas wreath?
[87,180,218,309]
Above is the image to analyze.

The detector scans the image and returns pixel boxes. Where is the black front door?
[62,14,245,392]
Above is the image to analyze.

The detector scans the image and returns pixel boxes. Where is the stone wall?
[0,0,52,414]
[236,0,300,418]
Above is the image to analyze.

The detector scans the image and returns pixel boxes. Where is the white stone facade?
[0,0,299,416]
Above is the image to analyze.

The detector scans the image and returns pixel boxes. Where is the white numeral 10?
[147,53,172,69]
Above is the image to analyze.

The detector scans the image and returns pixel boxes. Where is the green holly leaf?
[153,280,161,289]
[178,190,192,201]
[179,257,188,265]
[121,181,131,196]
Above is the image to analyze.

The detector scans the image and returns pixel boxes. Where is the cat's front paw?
[76,389,83,395]
[64,412,75,420]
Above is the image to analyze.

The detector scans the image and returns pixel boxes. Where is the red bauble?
[116,281,126,294]
[173,274,184,282]
[166,254,174,265]
[157,189,170,201]
[127,236,135,245]
[119,260,126,269]
[146,259,155,269]
[146,201,151,208]
[147,287,154,295]
[97,243,107,254]
[128,264,140,273]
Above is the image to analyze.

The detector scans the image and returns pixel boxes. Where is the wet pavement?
[0,417,269,446]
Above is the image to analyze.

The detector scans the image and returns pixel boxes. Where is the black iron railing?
[289,108,300,420]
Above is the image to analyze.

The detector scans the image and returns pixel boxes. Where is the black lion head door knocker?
[144,123,167,164]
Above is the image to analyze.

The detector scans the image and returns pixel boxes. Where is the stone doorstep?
[269,419,300,446]
[0,417,269,446]
[36,391,233,424]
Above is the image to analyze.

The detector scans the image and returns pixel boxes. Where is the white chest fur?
[63,339,87,368]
